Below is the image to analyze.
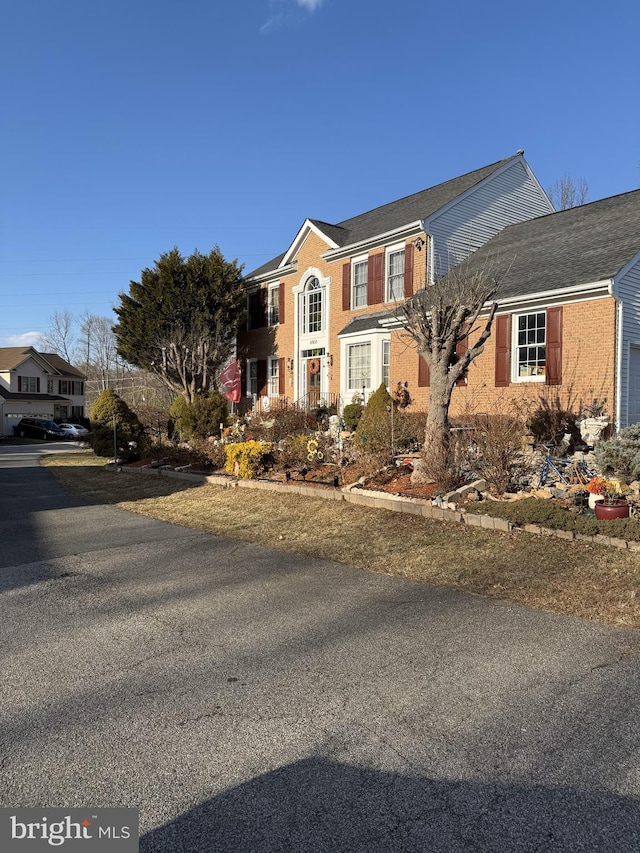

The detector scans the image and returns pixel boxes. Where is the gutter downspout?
[611,280,623,432]
[421,222,435,285]
[615,299,623,433]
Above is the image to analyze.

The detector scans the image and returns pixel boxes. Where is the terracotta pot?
[594,500,629,520]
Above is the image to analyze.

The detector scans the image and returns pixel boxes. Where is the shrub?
[224,441,274,479]
[169,392,229,441]
[90,389,147,461]
[526,398,580,449]
[470,412,530,494]
[248,406,317,443]
[342,403,363,431]
[356,384,408,458]
[595,423,640,481]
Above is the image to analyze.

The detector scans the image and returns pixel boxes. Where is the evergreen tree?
[90,388,146,460]
[114,247,245,402]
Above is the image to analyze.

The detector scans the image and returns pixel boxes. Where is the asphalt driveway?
[1,451,640,851]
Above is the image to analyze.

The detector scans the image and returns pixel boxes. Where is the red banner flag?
[218,359,241,403]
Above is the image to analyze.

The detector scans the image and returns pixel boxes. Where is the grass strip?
[41,451,640,629]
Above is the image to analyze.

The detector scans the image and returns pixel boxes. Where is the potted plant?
[577,398,609,446]
[585,476,629,519]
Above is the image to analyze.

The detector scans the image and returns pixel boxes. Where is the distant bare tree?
[547,174,589,210]
[78,313,127,391]
[40,310,77,362]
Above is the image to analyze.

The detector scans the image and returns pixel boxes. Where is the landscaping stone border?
[117,464,633,551]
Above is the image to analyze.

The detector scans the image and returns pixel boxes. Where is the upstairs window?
[18,376,38,393]
[268,286,279,326]
[302,276,323,334]
[352,259,368,308]
[248,289,266,330]
[386,247,405,302]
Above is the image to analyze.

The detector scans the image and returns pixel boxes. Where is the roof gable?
[279,219,343,268]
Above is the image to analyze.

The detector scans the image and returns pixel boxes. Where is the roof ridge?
[334,154,519,227]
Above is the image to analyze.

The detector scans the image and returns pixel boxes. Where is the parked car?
[57,422,90,439]
[14,418,66,440]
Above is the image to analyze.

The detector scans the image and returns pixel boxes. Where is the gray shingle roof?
[247,154,521,280]
[466,189,640,300]
[337,310,394,337]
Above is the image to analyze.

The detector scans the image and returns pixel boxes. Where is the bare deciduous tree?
[40,310,77,362]
[547,174,589,210]
[398,261,500,470]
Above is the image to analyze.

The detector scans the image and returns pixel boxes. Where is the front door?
[307,358,321,407]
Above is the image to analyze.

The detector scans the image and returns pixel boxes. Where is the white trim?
[267,283,280,327]
[246,263,297,285]
[615,301,624,431]
[351,253,368,310]
[510,309,547,384]
[385,241,406,303]
[322,221,423,262]
[378,279,614,329]
[280,219,340,268]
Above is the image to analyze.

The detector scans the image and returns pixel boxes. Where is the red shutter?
[257,359,267,396]
[418,355,430,387]
[278,358,285,396]
[278,283,285,325]
[494,314,511,387]
[368,253,384,305]
[18,376,22,392]
[342,262,351,311]
[546,306,563,386]
[404,244,414,298]
[455,335,468,386]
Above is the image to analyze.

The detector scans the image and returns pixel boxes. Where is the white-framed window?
[247,359,258,396]
[268,285,279,326]
[352,257,368,309]
[268,357,279,397]
[47,379,54,394]
[302,276,323,334]
[347,342,371,390]
[514,311,546,381]
[382,340,390,388]
[19,376,38,393]
[386,245,405,302]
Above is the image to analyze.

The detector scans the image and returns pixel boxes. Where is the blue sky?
[1,0,638,349]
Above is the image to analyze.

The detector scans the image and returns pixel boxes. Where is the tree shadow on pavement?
[140,757,640,853]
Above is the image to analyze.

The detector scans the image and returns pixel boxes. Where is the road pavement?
[1,450,640,851]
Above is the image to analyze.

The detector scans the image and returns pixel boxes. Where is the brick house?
[0,347,86,436]
[239,152,553,415]
[408,188,640,430]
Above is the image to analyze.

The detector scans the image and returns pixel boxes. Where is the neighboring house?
[239,151,554,413]
[0,347,86,436]
[407,188,640,430]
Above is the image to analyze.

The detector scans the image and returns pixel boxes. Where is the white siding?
[428,160,553,277]
[614,257,640,427]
